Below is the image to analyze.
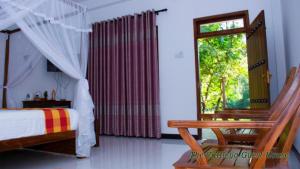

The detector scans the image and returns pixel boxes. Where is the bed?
[0,0,95,157]
[0,109,78,155]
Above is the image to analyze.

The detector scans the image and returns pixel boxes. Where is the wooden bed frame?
[0,28,78,156]
[0,131,76,155]
[0,110,100,156]
[0,30,101,157]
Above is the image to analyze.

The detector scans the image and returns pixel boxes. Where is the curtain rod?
[0,29,21,35]
[155,8,168,15]
[1,8,169,34]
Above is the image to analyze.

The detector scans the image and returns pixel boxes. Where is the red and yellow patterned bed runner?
[42,108,71,134]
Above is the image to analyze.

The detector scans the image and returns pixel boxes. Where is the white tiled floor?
[0,136,299,169]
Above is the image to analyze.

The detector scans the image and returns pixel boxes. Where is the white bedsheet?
[0,109,78,141]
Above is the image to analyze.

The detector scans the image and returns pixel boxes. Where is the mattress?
[0,109,79,141]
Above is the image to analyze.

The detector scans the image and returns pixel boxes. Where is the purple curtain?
[88,11,161,138]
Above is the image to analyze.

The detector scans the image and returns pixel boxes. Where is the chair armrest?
[200,113,270,120]
[168,120,275,129]
[215,109,270,114]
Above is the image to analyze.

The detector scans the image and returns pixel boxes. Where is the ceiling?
[72,0,131,11]
[1,0,129,31]
[72,0,89,2]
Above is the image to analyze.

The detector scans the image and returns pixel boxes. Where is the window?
[200,18,244,33]
[194,11,249,38]
[194,11,250,115]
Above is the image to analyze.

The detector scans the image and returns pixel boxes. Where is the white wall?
[82,0,287,134]
[281,0,300,153]
[281,0,300,69]
[1,32,75,108]
[0,33,7,106]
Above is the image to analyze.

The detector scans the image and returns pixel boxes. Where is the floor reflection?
[0,135,299,169]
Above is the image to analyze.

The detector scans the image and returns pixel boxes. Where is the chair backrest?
[254,66,300,146]
[268,66,300,121]
[268,67,297,114]
[250,67,300,169]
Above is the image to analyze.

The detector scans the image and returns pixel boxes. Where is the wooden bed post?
[1,29,22,108]
[2,34,10,108]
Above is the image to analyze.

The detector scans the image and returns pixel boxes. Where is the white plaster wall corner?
[269,0,287,91]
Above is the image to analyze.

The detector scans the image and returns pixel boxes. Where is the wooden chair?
[200,67,298,144]
[168,68,300,169]
[213,66,297,116]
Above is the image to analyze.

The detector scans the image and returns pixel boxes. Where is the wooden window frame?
[194,10,249,39]
[193,10,249,139]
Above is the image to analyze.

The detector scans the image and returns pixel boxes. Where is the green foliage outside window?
[199,23,250,113]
